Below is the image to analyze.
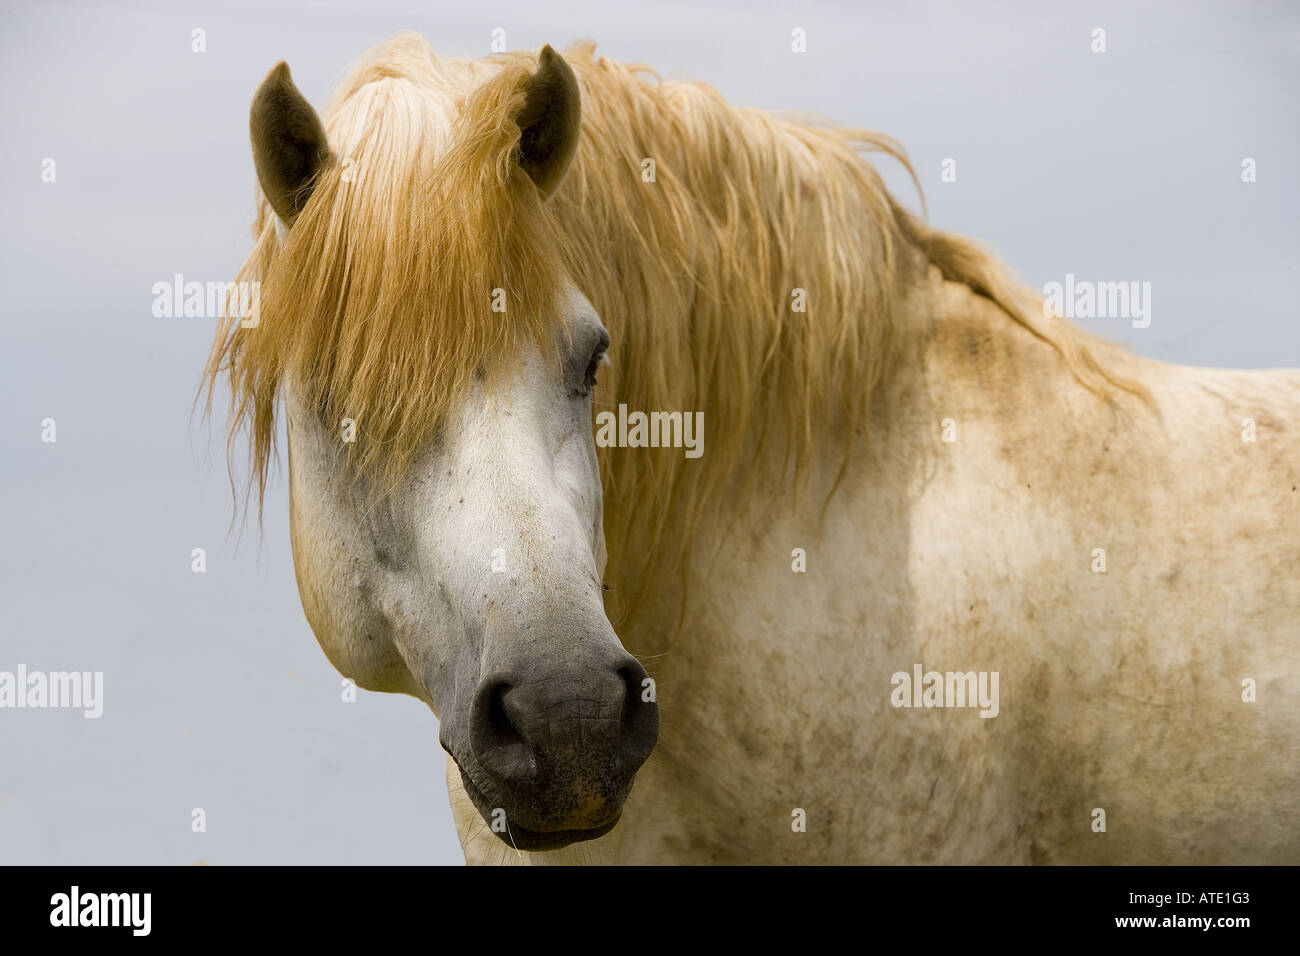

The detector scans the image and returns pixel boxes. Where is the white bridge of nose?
[423,337,607,636]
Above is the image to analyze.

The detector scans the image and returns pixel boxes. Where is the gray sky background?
[1,0,1296,864]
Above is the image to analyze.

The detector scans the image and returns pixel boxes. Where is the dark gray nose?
[468,653,658,832]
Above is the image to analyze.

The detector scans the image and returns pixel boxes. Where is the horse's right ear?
[515,46,581,198]
[250,61,332,225]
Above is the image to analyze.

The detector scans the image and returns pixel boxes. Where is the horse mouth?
[458,767,621,851]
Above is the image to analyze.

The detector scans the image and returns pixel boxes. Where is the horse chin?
[458,767,622,851]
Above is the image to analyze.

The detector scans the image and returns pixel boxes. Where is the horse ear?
[250,61,332,225]
[516,46,581,198]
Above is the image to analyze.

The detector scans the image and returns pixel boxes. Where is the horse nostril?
[469,676,536,784]
[484,681,521,744]
[616,660,660,774]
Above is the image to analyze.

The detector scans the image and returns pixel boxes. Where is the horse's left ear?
[250,61,333,225]
[516,45,581,198]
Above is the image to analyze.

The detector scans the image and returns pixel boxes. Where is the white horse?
[207,35,1300,863]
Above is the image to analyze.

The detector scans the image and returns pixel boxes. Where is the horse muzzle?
[448,653,658,850]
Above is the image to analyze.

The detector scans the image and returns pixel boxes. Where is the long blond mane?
[204,34,1141,624]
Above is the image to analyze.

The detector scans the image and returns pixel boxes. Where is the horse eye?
[583,347,605,391]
